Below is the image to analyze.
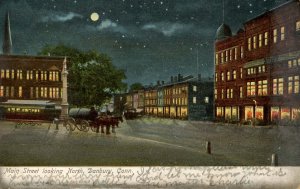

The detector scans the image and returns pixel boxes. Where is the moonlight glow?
[90,12,99,21]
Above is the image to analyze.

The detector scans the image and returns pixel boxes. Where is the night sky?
[0,0,289,85]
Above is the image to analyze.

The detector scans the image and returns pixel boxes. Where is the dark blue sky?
[0,0,288,85]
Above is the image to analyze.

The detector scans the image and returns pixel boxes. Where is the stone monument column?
[60,57,69,120]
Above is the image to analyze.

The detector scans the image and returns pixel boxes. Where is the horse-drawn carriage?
[63,108,123,134]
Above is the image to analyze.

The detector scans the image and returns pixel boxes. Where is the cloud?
[142,22,194,37]
[88,19,127,33]
[41,12,83,22]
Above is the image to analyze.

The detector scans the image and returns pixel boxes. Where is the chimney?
[162,81,165,85]
[157,80,160,86]
[3,11,12,55]
[178,74,182,82]
[171,76,174,83]
[174,76,178,82]
[198,74,202,81]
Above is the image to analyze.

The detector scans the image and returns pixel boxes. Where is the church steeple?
[3,12,12,55]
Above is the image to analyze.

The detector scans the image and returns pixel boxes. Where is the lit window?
[214,89,217,99]
[258,80,268,96]
[273,78,284,95]
[26,71,30,80]
[234,47,237,60]
[193,86,197,92]
[215,73,218,82]
[30,87,34,98]
[288,60,292,68]
[5,70,9,79]
[273,29,277,43]
[227,71,231,81]
[5,86,9,97]
[259,34,263,47]
[55,72,59,81]
[221,89,224,99]
[240,87,243,98]
[226,89,233,99]
[193,97,197,104]
[289,76,300,94]
[1,69,4,78]
[264,32,268,46]
[221,52,224,63]
[10,87,14,97]
[11,70,14,79]
[240,68,243,79]
[36,87,39,98]
[253,36,257,49]
[280,26,285,41]
[247,81,256,96]
[295,76,299,94]
[230,49,233,61]
[17,70,22,80]
[293,60,297,67]
[204,97,209,104]
[18,86,22,97]
[36,70,39,80]
[233,70,236,80]
[221,72,224,81]
[225,50,228,62]
[297,21,300,31]
[248,37,252,51]
[215,53,219,65]
[240,46,244,58]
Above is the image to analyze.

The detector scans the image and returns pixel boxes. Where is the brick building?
[214,0,300,125]
[0,12,68,120]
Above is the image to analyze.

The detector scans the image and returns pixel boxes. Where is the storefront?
[281,107,291,120]
[245,106,254,121]
[255,106,264,120]
[216,107,224,118]
[271,107,280,122]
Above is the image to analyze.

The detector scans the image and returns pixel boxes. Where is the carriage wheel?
[80,120,90,132]
[64,118,76,131]
[90,124,98,132]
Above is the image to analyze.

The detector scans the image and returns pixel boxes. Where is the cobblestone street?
[0,118,300,166]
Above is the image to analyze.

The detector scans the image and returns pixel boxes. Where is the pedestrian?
[89,107,98,122]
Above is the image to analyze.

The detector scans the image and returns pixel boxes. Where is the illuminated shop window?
[296,21,300,31]
[245,106,253,121]
[216,107,224,117]
[281,107,290,120]
[271,107,280,122]
[255,106,264,120]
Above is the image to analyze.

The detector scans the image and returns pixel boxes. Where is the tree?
[129,82,144,92]
[38,44,127,107]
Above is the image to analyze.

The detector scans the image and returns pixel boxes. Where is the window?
[5,70,9,79]
[215,73,218,82]
[193,97,196,104]
[247,67,256,75]
[11,70,14,79]
[30,87,34,98]
[258,65,266,73]
[221,89,224,99]
[233,70,236,80]
[204,97,209,104]
[227,71,231,81]
[234,47,237,60]
[240,68,243,79]
[297,21,300,31]
[240,46,244,58]
[36,70,39,80]
[264,32,268,46]
[240,87,243,98]
[11,87,14,97]
[215,53,219,65]
[259,34,263,47]
[253,36,257,49]
[18,86,22,97]
[36,87,39,98]
[226,89,233,99]
[1,69,4,78]
[221,72,224,81]
[289,76,300,94]
[193,86,197,92]
[273,78,284,95]
[214,89,217,99]
[0,86,3,97]
[230,49,233,61]
[247,81,256,96]
[280,26,285,41]
[273,29,277,43]
[5,86,9,97]
[225,50,228,62]
[17,70,22,80]
[221,52,224,63]
[248,38,252,51]
[258,80,268,96]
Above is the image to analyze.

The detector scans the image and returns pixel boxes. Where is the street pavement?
[0,118,299,166]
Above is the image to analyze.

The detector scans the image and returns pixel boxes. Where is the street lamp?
[253,99,257,127]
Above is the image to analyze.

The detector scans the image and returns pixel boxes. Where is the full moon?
[90,12,99,22]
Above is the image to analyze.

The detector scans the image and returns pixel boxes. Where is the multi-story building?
[0,12,68,120]
[214,0,300,124]
[144,86,158,116]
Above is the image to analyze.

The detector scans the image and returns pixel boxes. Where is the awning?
[266,50,300,63]
[243,58,265,68]
[0,100,55,106]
